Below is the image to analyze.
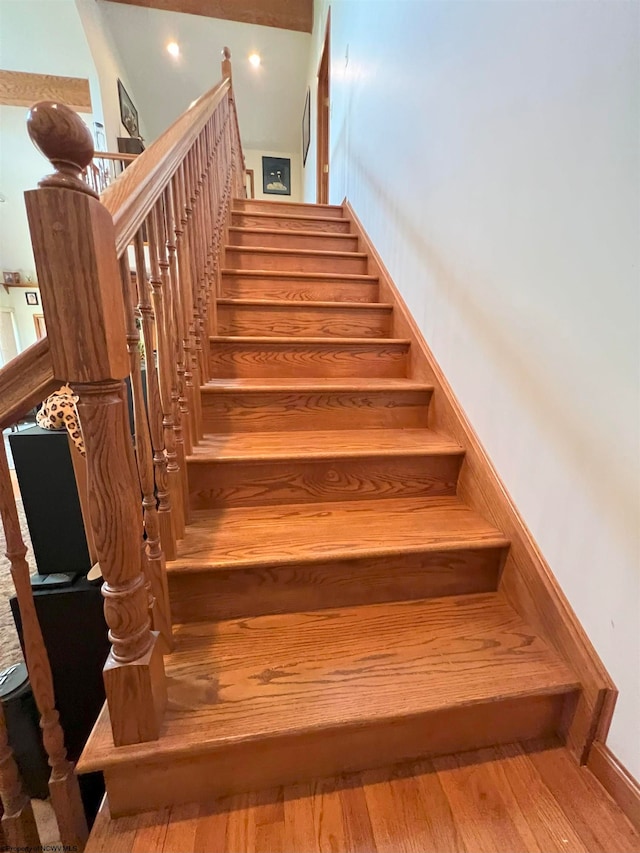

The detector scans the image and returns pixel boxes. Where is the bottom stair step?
[78,593,579,816]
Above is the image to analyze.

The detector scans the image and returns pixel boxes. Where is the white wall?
[0,0,100,350]
[97,0,310,150]
[244,149,302,202]
[76,0,150,149]
[304,1,640,778]
[0,285,42,353]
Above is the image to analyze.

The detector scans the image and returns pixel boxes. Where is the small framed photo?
[118,79,139,138]
[25,291,39,306]
[3,271,20,285]
[262,156,291,196]
[302,88,311,166]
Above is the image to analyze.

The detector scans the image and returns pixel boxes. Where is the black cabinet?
[10,578,110,823]
[9,426,91,576]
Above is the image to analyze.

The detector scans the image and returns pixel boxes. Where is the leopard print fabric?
[36,384,85,456]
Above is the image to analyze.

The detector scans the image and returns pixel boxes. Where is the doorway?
[0,309,18,366]
[33,314,47,341]
[316,13,330,204]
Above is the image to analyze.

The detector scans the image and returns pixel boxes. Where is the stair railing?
[0,46,244,846]
[0,342,86,850]
[83,150,138,195]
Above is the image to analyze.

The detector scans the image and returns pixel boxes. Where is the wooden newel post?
[24,101,167,747]
[221,45,232,88]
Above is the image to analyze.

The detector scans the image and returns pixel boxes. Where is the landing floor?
[86,740,639,853]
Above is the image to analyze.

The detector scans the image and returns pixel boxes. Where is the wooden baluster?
[193,139,210,384]
[184,152,204,441]
[208,115,224,327]
[173,166,198,451]
[0,442,88,850]
[119,253,173,649]
[0,682,40,850]
[201,127,217,345]
[208,114,222,278]
[112,372,158,644]
[133,229,177,562]
[148,201,186,540]
[221,45,232,85]
[25,101,167,748]
[203,127,217,341]
[163,183,191,522]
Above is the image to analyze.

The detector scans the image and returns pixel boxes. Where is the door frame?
[316,10,331,204]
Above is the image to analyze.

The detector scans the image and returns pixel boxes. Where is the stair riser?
[103,692,577,816]
[201,389,432,432]
[228,230,359,252]
[218,304,392,338]
[208,341,409,379]
[169,546,505,623]
[187,453,463,510]
[231,213,351,233]
[225,248,368,275]
[221,274,379,303]
[234,200,344,219]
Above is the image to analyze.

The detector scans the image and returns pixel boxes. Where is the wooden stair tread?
[202,377,431,391]
[231,212,346,224]
[225,246,367,259]
[78,593,578,771]
[222,269,378,282]
[187,428,463,462]
[168,496,509,571]
[217,298,392,310]
[210,335,410,345]
[228,226,357,240]
[234,201,344,215]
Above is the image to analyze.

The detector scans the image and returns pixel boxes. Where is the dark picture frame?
[25,291,39,306]
[117,79,139,138]
[302,87,311,166]
[262,156,291,196]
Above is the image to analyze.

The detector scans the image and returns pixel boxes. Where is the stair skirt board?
[343,199,615,761]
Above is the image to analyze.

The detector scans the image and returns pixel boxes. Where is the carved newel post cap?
[222,46,231,61]
[27,101,97,197]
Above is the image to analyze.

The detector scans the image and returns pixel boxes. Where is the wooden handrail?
[94,151,138,162]
[102,78,230,257]
[0,337,57,429]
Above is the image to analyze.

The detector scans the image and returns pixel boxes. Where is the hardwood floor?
[87,741,640,853]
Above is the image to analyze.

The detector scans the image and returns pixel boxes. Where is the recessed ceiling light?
[167,41,180,58]
[249,53,261,68]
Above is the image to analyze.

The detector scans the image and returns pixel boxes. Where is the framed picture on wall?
[262,156,291,196]
[25,291,39,306]
[117,79,139,138]
[302,87,311,166]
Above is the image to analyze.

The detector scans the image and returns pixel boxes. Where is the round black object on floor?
[0,662,50,799]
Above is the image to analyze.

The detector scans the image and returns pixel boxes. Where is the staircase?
[78,198,585,816]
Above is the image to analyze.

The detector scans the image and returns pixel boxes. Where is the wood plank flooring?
[87,741,640,853]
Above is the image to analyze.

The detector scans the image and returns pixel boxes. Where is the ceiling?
[99,0,311,151]
[103,0,313,33]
